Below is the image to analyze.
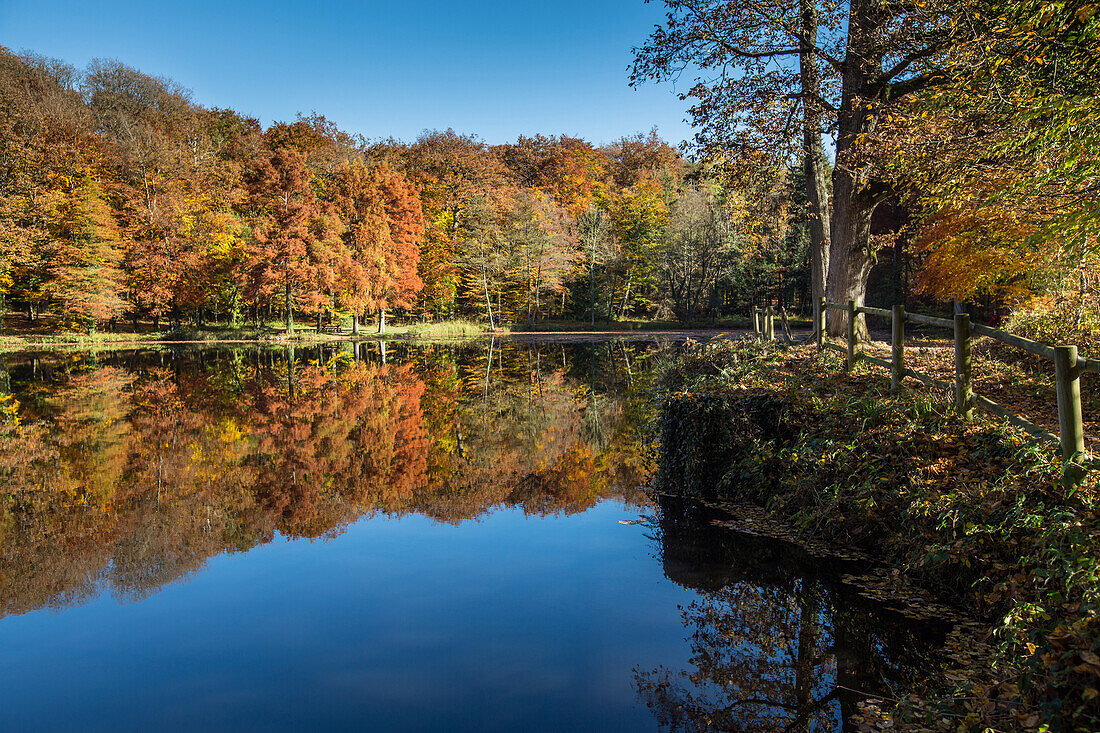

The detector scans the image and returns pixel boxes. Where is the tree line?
[0,47,818,334]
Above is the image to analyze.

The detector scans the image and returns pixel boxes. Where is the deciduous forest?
[2,0,1100,729]
[0,46,811,336]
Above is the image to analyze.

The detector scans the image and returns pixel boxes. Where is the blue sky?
[1,0,694,147]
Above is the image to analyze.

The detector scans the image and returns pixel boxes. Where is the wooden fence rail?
[749,300,1092,484]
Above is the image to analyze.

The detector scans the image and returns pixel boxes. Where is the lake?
[0,340,941,731]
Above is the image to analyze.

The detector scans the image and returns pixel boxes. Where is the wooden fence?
[750,301,1097,482]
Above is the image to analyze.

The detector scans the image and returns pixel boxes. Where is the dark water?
[0,340,941,731]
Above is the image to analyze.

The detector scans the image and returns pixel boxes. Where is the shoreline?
[0,327,775,350]
[656,338,1099,730]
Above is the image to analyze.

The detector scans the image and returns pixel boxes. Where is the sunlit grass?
[404,319,491,338]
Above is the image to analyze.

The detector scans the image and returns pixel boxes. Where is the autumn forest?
[0,46,817,336]
[2,0,1100,730]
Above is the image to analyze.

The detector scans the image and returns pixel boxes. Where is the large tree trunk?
[825,0,888,340]
[800,0,832,340]
[351,311,359,335]
[377,308,386,335]
[826,171,878,339]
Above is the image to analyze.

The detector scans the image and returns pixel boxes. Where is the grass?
[0,316,500,349]
[403,319,491,338]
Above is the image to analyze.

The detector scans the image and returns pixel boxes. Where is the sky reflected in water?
[0,341,942,731]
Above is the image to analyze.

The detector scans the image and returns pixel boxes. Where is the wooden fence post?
[1053,345,1086,482]
[846,300,857,371]
[954,313,973,418]
[891,304,905,392]
[816,296,826,351]
[752,307,760,336]
[764,305,774,342]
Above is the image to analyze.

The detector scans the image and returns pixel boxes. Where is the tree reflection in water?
[635,498,944,733]
[0,341,658,617]
[0,342,944,733]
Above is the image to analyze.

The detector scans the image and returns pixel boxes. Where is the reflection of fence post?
[846,300,857,372]
[891,305,905,393]
[1054,345,1086,483]
[816,297,826,351]
[954,313,973,418]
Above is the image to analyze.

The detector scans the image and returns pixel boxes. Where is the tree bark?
[825,0,888,340]
[800,0,832,340]
[377,308,386,335]
[826,171,878,339]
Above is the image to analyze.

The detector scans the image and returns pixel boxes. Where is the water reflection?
[635,498,942,732]
[0,341,658,618]
[0,342,943,732]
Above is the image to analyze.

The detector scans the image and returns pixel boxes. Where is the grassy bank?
[403,319,491,338]
[657,340,1099,731]
[0,318,497,350]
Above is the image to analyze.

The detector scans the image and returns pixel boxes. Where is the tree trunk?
[285,283,294,336]
[826,170,877,339]
[589,256,596,327]
[620,273,633,319]
[825,0,888,340]
[377,308,386,335]
[800,0,831,340]
[352,311,360,335]
[482,263,494,329]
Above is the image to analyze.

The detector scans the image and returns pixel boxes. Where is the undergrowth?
[657,340,1100,732]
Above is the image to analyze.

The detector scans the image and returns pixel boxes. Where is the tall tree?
[632,1,835,334]
[633,0,947,336]
[660,184,733,322]
[244,147,322,335]
[330,161,424,333]
[394,130,513,318]
[43,179,127,326]
[603,174,669,318]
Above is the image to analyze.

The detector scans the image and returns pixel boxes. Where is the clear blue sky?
[1,0,694,147]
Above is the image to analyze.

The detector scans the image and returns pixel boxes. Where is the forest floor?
[861,330,1100,452]
[657,340,1099,732]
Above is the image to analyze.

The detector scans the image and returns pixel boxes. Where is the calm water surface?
[0,341,940,731]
